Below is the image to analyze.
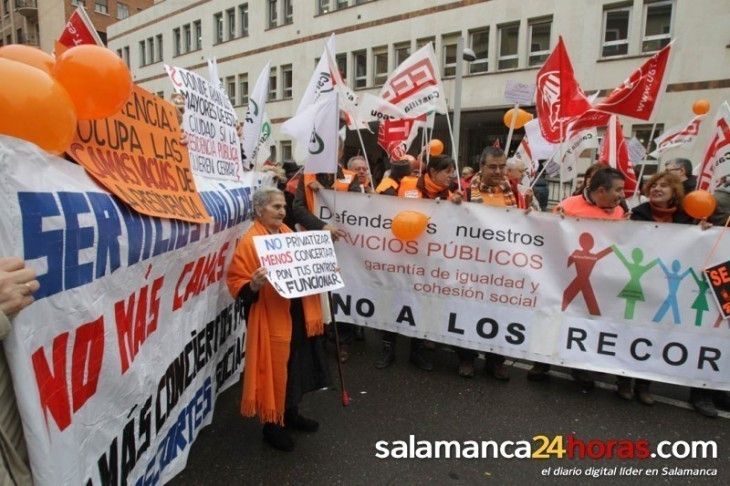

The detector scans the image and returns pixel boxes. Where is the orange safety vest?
[303,171,353,211]
[375,176,399,194]
[396,176,423,199]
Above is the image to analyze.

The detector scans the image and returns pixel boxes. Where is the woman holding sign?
[227,187,330,451]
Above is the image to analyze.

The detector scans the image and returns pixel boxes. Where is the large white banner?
[165,65,243,182]
[0,137,256,485]
[317,191,730,391]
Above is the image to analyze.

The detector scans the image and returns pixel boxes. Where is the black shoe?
[375,341,395,369]
[527,362,550,381]
[409,347,433,371]
[692,397,719,418]
[263,423,295,451]
[713,391,730,411]
[486,362,511,381]
[458,360,475,378]
[616,377,633,401]
[285,411,319,432]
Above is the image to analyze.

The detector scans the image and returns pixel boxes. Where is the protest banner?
[705,260,730,319]
[67,85,211,224]
[0,135,256,485]
[253,231,344,298]
[316,191,730,391]
[504,80,536,106]
[165,65,243,182]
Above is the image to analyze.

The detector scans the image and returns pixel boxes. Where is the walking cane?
[326,291,350,406]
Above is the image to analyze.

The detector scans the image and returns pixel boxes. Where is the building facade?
[0,0,153,53]
[104,0,729,169]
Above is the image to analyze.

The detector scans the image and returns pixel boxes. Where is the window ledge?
[173,47,203,59]
[597,53,654,63]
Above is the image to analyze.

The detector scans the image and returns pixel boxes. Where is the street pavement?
[170,331,729,485]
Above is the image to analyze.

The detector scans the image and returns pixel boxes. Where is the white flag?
[513,138,538,180]
[254,113,275,167]
[323,42,366,130]
[357,93,408,124]
[297,34,336,115]
[207,57,235,112]
[380,43,447,117]
[696,101,730,193]
[649,114,707,158]
[282,93,339,174]
[242,62,271,170]
[524,118,558,159]
[545,129,597,180]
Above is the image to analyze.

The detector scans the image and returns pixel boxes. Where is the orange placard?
[68,85,211,224]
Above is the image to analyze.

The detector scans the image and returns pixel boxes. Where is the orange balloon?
[391,211,430,240]
[503,108,534,129]
[0,58,77,155]
[53,45,132,120]
[692,99,710,115]
[0,45,55,74]
[683,190,717,219]
[429,139,444,156]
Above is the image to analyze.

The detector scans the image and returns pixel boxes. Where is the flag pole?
[351,114,374,191]
[504,102,520,157]
[444,106,463,192]
[633,122,657,202]
[558,121,565,201]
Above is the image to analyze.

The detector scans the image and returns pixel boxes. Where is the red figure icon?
[562,232,614,315]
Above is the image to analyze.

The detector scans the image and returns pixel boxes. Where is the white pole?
[633,122,658,202]
[504,102,520,156]
[444,108,463,192]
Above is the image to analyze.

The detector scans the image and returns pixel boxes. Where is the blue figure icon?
[653,259,692,324]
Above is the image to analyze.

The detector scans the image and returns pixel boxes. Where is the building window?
[632,123,664,156]
[602,5,630,57]
[214,13,223,44]
[117,3,129,20]
[394,42,410,67]
[469,28,488,74]
[373,47,388,86]
[94,0,108,15]
[416,37,435,49]
[642,0,673,52]
[284,0,293,24]
[173,28,181,56]
[238,73,249,106]
[498,23,519,70]
[156,34,163,62]
[147,38,154,65]
[193,20,202,50]
[442,35,458,78]
[226,76,236,106]
[267,0,278,28]
[336,0,349,8]
[239,4,249,37]
[335,53,347,80]
[528,18,552,66]
[280,141,292,161]
[282,64,293,98]
[318,0,330,15]
[353,50,366,88]
[226,8,235,40]
[183,24,191,52]
[139,41,146,67]
[268,72,277,101]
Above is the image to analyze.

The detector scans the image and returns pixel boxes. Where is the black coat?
[630,202,695,224]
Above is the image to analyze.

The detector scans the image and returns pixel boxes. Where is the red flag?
[599,115,637,197]
[378,117,421,160]
[55,7,103,55]
[593,43,672,121]
[567,109,611,135]
[535,37,591,143]
[696,101,730,192]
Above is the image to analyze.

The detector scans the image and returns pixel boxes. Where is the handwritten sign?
[504,80,536,106]
[253,230,344,298]
[165,64,243,181]
[68,85,211,223]
[705,260,730,319]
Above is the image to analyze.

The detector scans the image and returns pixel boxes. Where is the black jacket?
[630,202,695,224]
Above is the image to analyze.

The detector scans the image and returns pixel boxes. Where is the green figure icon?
[689,268,711,327]
[611,245,658,320]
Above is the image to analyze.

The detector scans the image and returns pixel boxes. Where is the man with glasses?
[347,155,374,193]
[454,147,519,380]
[665,158,697,195]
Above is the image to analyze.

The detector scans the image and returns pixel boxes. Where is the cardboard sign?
[504,80,536,106]
[705,260,730,318]
[253,230,344,298]
[68,85,211,224]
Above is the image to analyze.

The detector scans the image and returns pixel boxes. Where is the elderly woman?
[227,187,329,451]
[616,171,726,417]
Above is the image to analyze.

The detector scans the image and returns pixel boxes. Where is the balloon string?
[702,215,730,270]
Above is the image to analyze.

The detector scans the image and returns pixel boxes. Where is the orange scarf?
[419,173,451,200]
[226,220,324,424]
